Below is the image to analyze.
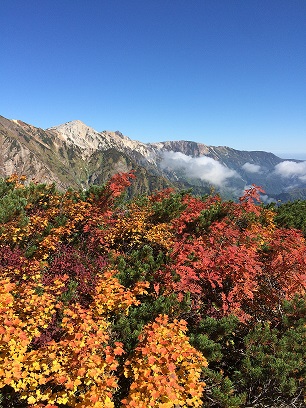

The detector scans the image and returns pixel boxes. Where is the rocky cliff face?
[0,116,171,193]
[48,120,158,163]
[0,115,305,201]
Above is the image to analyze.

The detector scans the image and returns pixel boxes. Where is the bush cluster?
[0,174,305,407]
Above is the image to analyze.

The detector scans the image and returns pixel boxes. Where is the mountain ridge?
[1,115,305,201]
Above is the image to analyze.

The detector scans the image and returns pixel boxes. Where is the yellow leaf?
[27,396,36,404]
[32,361,40,370]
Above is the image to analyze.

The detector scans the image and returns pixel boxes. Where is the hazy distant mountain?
[1,115,305,201]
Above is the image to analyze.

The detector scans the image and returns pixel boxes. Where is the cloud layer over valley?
[274,161,306,182]
[160,151,306,200]
[241,162,263,174]
[160,151,239,188]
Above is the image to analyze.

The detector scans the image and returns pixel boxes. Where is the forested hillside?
[0,173,305,407]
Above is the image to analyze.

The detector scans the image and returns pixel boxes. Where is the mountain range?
[1,114,306,201]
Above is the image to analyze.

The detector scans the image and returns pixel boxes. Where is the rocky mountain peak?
[48,120,104,152]
[48,120,159,164]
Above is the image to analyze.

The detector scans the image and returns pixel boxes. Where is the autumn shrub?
[0,174,306,407]
[122,314,208,408]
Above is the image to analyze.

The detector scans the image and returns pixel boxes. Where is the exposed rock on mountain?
[0,116,171,194]
[0,115,305,200]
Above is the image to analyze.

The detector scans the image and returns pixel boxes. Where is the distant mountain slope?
[0,115,305,200]
[0,116,171,193]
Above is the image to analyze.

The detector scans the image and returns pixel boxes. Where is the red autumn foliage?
[157,186,306,322]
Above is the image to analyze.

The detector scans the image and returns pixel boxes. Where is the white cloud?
[160,151,239,188]
[242,162,262,173]
[274,161,306,181]
[260,194,276,204]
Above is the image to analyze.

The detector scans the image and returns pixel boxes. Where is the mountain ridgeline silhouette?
[1,115,305,201]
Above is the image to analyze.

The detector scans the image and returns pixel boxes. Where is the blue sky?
[1,0,305,158]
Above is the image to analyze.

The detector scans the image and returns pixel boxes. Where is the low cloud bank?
[242,162,262,173]
[259,194,276,204]
[160,151,239,188]
[274,161,306,182]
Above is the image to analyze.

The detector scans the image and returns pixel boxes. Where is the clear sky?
[1,0,305,158]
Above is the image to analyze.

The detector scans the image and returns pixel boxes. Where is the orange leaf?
[89,393,99,403]
[105,355,115,364]
[114,346,124,356]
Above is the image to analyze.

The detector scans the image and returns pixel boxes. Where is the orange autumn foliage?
[1,174,305,407]
[122,315,207,408]
[0,263,147,407]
